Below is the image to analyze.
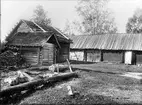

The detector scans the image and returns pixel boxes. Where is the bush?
[0,50,26,69]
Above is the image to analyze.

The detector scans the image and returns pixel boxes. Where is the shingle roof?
[36,23,70,42]
[70,34,142,51]
[22,20,70,40]
[7,32,52,46]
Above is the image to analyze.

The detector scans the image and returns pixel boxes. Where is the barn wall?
[103,51,123,63]
[70,50,84,61]
[57,43,70,62]
[86,50,101,62]
[20,47,39,66]
[136,51,142,64]
[41,43,55,65]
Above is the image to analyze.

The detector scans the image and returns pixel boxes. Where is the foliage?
[31,5,51,26]
[0,50,26,69]
[63,20,79,38]
[126,8,142,34]
[75,0,117,35]
[0,42,6,54]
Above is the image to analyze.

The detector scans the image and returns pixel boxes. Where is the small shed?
[70,34,142,65]
[6,20,71,66]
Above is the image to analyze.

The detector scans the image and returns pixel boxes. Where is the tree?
[31,5,51,26]
[63,19,83,37]
[75,0,117,35]
[126,8,142,34]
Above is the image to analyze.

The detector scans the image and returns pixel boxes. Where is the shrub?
[0,50,26,69]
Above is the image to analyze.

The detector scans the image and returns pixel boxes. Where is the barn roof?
[22,20,43,32]
[7,32,53,47]
[70,34,142,51]
[6,20,71,47]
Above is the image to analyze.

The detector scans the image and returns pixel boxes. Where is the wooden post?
[84,50,87,62]
[66,59,73,72]
[122,51,125,63]
[68,44,70,61]
[100,50,103,61]
[54,47,56,64]
[57,64,59,73]
[37,47,41,65]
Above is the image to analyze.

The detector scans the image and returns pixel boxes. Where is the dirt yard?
[1,62,142,105]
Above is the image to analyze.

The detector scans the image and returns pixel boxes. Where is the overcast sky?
[1,0,142,42]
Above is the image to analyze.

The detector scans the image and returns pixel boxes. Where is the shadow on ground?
[72,68,119,75]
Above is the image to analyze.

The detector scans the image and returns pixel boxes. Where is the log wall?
[20,47,38,65]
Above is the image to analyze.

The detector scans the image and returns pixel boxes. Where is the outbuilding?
[70,34,142,65]
[6,20,71,66]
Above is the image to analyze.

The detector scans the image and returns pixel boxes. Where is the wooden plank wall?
[20,47,38,66]
[103,51,123,63]
[87,50,101,62]
[136,52,142,64]
[57,43,70,62]
[70,51,84,61]
[42,43,55,65]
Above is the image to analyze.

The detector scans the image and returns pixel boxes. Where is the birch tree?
[76,0,117,35]
[126,8,142,34]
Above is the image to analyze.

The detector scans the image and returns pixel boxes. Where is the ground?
[1,62,142,105]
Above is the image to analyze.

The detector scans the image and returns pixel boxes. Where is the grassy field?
[1,62,142,105]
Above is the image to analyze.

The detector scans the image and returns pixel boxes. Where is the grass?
[1,62,142,105]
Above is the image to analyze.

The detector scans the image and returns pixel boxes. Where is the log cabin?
[6,20,72,66]
[70,34,142,65]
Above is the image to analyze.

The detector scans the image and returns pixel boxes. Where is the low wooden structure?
[70,34,142,65]
[6,20,71,66]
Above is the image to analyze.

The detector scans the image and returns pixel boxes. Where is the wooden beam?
[100,50,103,61]
[53,34,61,49]
[0,72,77,98]
[122,51,125,63]
[66,59,73,72]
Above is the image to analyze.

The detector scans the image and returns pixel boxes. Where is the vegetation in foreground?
[1,63,141,105]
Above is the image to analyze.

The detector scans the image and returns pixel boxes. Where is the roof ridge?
[73,33,142,36]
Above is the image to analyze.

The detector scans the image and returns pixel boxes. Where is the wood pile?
[0,60,77,99]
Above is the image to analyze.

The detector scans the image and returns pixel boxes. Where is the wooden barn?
[70,34,142,65]
[6,20,71,66]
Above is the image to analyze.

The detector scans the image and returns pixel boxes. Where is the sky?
[1,0,142,42]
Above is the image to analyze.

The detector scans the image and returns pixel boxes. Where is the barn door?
[125,51,132,64]
[103,51,123,63]
[42,43,55,65]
